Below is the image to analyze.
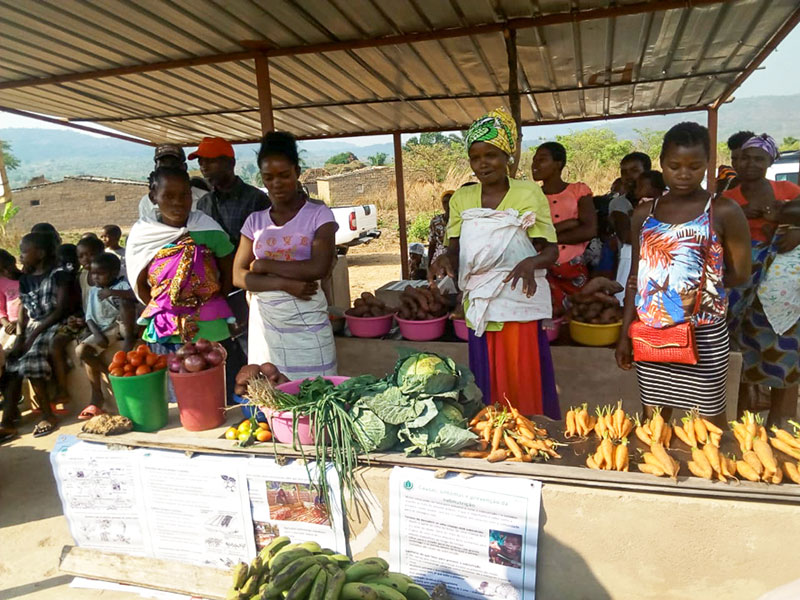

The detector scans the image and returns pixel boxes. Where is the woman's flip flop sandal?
[78,405,106,420]
[32,420,57,438]
[51,401,70,416]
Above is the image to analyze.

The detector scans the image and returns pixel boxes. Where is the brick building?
[7,175,148,233]
[316,166,394,206]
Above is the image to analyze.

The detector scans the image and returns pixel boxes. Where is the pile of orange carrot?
[564,404,596,438]
[462,404,562,463]
[584,402,635,471]
[771,424,800,484]
[634,407,673,447]
[674,409,722,448]
[593,401,633,441]
[637,441,680,479]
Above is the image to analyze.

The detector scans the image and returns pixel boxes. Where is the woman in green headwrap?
[429,108,560,417]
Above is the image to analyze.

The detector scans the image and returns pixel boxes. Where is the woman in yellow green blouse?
[430,108,560,417]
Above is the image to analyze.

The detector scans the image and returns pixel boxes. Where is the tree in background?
[404,132,463,149]
[780,136,800,152]
[1,140,20,171]
[368,152,388,166]
[326,152,359,165]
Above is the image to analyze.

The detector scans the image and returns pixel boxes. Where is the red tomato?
[110,367,125,377]
[123,363,135,373]
[112,351,127,365]
[145,353,159,367]
[136,344,150,355]
[129,354,144,368]
[135,365,151,376]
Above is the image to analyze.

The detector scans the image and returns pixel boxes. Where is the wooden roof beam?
[226,105,706,145]
[0,0,728,91]
[76,68,744,123]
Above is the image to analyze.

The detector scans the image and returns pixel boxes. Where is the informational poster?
[389,467,542,600]
[51,436,150,556]
[245,457,347,554]
[138,451,256,568]
[51,437,348,571]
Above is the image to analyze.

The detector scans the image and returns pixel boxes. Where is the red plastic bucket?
[169,362,226,431]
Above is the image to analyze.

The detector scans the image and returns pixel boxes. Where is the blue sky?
[1,25,798,146]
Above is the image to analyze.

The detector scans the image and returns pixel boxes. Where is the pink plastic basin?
[261,376,350,445]
[452,318,469,341]
[396,314,448,341]
[345,313,394,338]
[542,317,563,343]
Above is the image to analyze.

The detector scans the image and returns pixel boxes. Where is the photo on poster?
[253,522,281,549]
[488,531,522,569]
[266,481,330,526]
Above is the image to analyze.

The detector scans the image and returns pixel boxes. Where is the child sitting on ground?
[50,235,109,411]
[76,253,136,419]
[101,224,126,267]
[0,232,71,440]
[0,249,22,349]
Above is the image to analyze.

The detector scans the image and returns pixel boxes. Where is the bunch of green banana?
[227,537,430,600]
[338,558,431,600]
[228,535,293,599]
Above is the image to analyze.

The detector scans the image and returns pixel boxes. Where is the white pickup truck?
[331,203,380,253]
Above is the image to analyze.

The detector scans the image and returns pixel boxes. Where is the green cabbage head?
[395,352,459,395]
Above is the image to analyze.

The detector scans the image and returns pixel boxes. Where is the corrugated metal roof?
[1,0,798,144]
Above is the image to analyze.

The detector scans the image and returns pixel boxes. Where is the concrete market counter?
[75,405,800,600]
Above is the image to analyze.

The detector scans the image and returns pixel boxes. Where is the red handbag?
[629,319,698,364]
[628,199,714,365]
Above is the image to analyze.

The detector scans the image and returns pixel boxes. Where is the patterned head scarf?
[742,134,779,161]
[465,107,518,158]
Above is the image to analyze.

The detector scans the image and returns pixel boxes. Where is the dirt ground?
[345,241,403,300]
[0,414,136,599]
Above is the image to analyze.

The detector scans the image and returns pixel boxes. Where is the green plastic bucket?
[109,369,169,432]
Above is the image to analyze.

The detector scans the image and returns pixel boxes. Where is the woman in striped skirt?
[615,122,752,424]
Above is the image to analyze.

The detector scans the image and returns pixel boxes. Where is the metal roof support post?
[504,28,522,177]
[254,55,275,134]
[394,132,409,280]
[707,107,718,188]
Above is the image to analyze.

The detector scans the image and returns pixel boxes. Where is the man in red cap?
[190,137,269,384]
[138,144,207,218]
[190,137,269,247]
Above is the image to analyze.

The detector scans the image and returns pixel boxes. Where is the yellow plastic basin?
[569,320,623,347]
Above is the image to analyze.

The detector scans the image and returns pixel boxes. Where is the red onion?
[175,342,196,358]
[194,338,212,353]
[204,349,224,367]
[167,355,183,373]
[183,354,207,373]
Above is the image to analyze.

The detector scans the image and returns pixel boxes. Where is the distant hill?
[1,93,797,187]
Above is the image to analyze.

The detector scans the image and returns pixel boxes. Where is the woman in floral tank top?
[616,123,752,424]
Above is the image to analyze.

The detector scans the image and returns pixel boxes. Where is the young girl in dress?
[0,249,22,349]
[233,131,339,380]
[616,123,752,424]
[0,232,71,440]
